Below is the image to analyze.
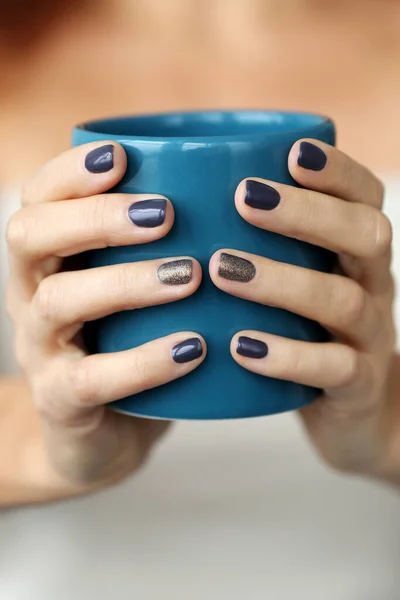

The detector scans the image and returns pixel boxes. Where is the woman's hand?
[5,142,206,499]
[210,139,399,482]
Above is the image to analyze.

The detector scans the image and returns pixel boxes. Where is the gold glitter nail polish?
[157,259,193,285]
[218,252,255,282]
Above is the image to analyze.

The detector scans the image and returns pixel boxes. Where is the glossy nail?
[297,141,327,171]
[237,336,268,359]
[218,252,255,283]
[157,259,193,285]
[128,199,167,228]
[172,337,203,363]
[245,180,280,210]
[85,144,114,173]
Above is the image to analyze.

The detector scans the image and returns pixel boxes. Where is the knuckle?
[31,372,67,424]
[70,358,98,406]
[339,281,367,327]
[6,211,28,254]
[33,276,62,322]
[360,208,393,259]
[336,347,360,387]
[370,212,393,258]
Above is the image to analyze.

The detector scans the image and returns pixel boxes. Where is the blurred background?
[1,0,400,189]
[2,3,400,599]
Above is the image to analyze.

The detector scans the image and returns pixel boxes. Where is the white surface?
[1,176,400,600]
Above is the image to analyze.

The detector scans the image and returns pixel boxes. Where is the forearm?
[0,377,79,507]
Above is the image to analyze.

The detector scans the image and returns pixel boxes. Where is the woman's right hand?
[5,142,206,498]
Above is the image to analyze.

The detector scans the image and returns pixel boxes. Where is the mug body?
[72,110,335,419]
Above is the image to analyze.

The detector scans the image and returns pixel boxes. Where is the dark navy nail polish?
[245,180,280,210]
[297,141,327,171]
[128,199,167,228]
[172,338,203,363]
[237,336,268,359]
[85,144,114,173]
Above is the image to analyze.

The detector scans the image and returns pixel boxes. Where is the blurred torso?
[0,0,400,184]
[2,5,400,598]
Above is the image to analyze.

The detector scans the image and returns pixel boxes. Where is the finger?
[21,141,127,205]
[235,178,392,262]
[30,257,201,342]
[230,330,368,391]
[209,249,377,347]
[7,194,174,260]
[60,333,207,409]
[288,139,384,208]
[235,177,393,295]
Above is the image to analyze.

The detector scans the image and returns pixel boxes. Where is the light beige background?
[0,0,400,187]
[1,3,400,599]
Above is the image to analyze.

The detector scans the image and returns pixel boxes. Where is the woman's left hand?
[209,139,400,482]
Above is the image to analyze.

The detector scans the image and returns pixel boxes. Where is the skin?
[1,0,400,183]
[2,143,206,503]
[1,137,399,506]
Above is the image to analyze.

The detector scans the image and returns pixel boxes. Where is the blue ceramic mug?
[72,110,335,420]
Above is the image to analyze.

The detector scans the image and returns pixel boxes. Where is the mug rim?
[74,109,333,143]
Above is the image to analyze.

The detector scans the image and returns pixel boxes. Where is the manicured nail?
[245,180,280,210]
[128,199,167,228]
[172,337,203,363]
[237,336,268,359]
[297,141,327,171]
[85,144,114,173]
[157,259,193,285]
[218,252,255,282]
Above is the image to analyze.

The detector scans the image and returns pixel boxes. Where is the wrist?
[0,378,88,506]
[369,355,400,486]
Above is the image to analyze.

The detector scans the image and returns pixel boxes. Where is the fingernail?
[237,336,268,359]
[157,259,193,285]
[245,180,280,210]
[218,252,255,283]
[172,337,203,363]
[297,141,327,171]
[85,144,114,173]
[128,199,167,228]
